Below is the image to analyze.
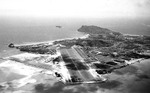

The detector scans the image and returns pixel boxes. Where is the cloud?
[127,80,150,93]
[135,74,150,81]
[135,0,150,7]
[34,83,45,92]
[34,82,76,93]
[114,65,138,75]
[0,0,142,18]
[97,80,122,90]
[34,80,123,93]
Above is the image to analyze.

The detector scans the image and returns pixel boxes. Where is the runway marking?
[65,49,85,81]
[72,47,96,79]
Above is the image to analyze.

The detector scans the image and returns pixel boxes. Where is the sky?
[0,0,150,18]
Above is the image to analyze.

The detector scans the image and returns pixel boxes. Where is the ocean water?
[0,17,150,53]
[0,17,85,52]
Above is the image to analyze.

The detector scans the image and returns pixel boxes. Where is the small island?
[7,25,150,84]
[56,26,62,28]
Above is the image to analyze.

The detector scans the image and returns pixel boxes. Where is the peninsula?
[7,25,150,84]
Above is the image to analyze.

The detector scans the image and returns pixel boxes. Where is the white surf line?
[14,41,53,46]
[125,58,144,65]
[65,49,85,81]
[14,34,88,47]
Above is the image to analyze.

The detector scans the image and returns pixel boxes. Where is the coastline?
[14,34,89,47]
[0,54,55,87]
[1,25,150,89]
[0,52,148,86]
[123,33,142,36]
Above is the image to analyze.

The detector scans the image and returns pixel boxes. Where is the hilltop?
[78,25,122,36]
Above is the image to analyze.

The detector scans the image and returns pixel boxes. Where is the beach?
[14,34,89,47]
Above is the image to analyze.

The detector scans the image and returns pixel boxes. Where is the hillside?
[78,25,122,36]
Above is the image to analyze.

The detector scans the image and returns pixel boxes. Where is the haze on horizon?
[0,0,150,19]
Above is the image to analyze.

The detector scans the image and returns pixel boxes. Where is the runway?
[60,48,99,82]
